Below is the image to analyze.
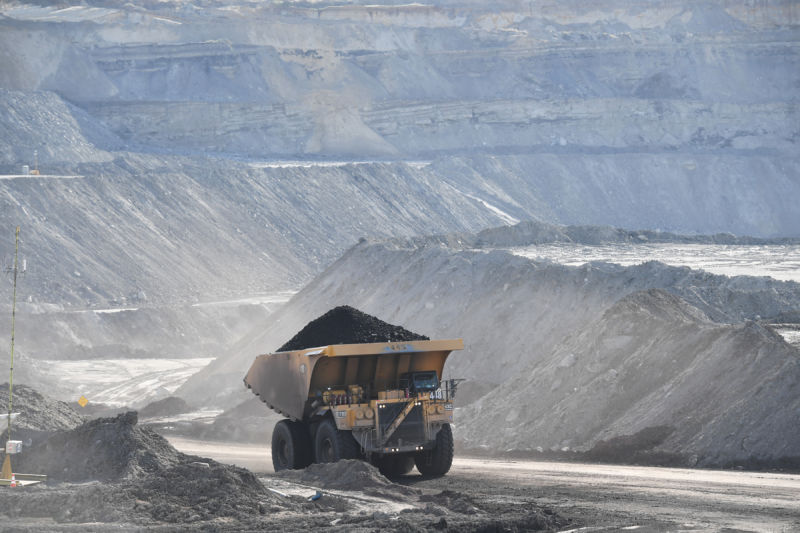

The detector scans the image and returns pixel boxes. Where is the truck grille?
[384,405,425,448]
[378,402,407,434]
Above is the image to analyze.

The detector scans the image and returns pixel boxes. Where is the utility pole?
[2,226,21,481]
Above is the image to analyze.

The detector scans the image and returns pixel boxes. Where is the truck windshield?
[413,373,438,391]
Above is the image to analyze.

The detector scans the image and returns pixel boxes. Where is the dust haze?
[0,0,798,531]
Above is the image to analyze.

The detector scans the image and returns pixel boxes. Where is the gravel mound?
[0,383,84,443]
[6,404,304,527]
[280,459,395,491]
[138,396,192,419]
[15,411,181,481]
[277,305,428,352]
[129,460,284,524]
[459,289,800,468]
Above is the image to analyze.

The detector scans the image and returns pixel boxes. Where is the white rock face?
[1,1,798,236]
[0,145,503,309]
[430,153,800,237]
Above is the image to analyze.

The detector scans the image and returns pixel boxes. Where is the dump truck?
[244,338,463,476]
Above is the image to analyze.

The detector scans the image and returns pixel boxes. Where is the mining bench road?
[168,437,800,532]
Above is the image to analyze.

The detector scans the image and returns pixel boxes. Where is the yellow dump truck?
[244,339,463,476]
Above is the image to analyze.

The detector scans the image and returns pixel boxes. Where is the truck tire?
[414,423,453,477]
[314,418,359,463]
[272,419,312,471]
[376,454,415,477]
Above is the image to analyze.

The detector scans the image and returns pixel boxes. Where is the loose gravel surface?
[172,438,800,532]
[413,457,800,533]
[4,432,798,532]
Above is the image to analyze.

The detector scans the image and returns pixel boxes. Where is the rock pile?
[0,383,84,443]
[281,459,396,491]
[130,460,281,524]
[15,411,181,481]
[138,396,192,419]
[6,406,303,527]
[277,305,428,352]
[458,289,800,468]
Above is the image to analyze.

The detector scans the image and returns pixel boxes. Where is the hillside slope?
[0,91,505,308]
[0,89,508,361]
[431,154,800,237]
[2,0,799,237]
[178,239,800,406]
[458,289,800,467]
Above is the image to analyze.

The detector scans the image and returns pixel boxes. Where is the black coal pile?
[0,383,84,444]
[277,305,429,352]
[14,411,181,481]
[138,396,192,419]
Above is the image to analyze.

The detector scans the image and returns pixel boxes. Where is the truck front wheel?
[314,418,359,463]
[272,419,312,471]
[415,423,454,477]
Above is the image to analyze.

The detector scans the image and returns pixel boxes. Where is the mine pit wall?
[82,97,798,157]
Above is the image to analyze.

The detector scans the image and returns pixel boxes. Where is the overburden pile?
[0,383,84,443]
[15,411,181,481]
[281,459,402,492]
[277,305,428,352]
[8,406,303,526]
[458,289,800,469]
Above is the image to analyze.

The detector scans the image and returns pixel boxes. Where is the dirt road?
[168,437,800,532]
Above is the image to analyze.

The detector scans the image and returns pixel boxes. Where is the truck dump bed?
[244,339,463,420]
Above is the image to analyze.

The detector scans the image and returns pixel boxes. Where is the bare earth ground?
[168,438,800,532]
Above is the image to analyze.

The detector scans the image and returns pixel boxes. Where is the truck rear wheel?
[272,419,312,471]
[415,423,453,477]
[314,418,359,463]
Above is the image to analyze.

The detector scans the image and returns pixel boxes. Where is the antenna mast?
[6,226,20,442]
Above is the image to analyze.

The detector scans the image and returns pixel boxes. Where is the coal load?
[0,383,84,444]
[277,305,429,352]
